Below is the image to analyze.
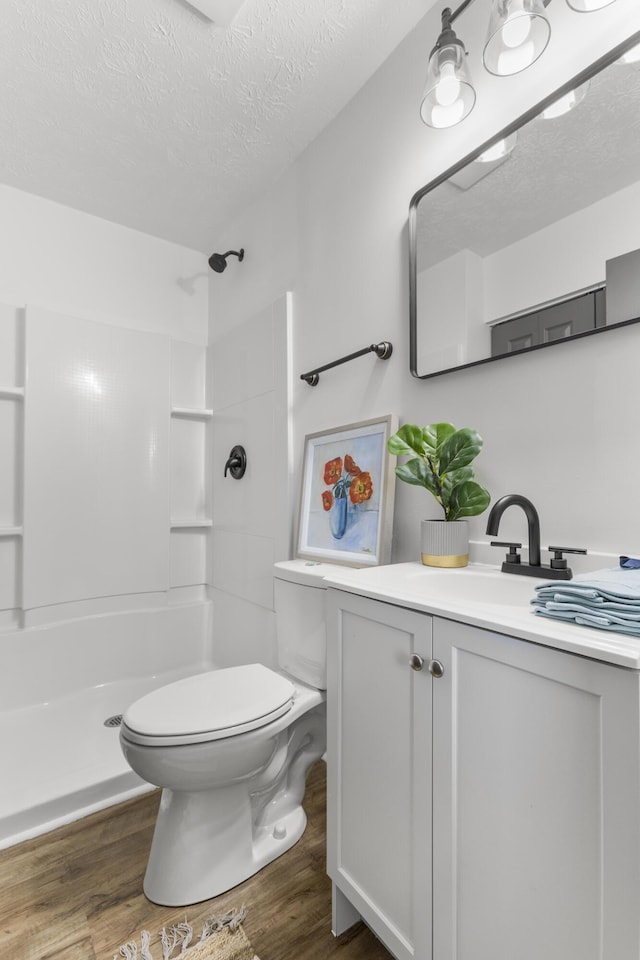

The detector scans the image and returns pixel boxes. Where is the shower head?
[208,248,245,273]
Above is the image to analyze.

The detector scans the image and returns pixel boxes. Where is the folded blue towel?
[534,567,640,604]
[533,592,640,612]
[533,605,640,636]
[532,567,640,637]
[532,599,640,623]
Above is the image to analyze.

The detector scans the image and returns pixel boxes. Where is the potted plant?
[387,422,490,567]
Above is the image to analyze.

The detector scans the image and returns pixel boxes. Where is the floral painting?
[296,415,397,566]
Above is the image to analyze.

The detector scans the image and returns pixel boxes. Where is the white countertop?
[323,561,640,670]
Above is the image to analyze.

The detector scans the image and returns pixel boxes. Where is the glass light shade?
[477,132,518,162]
[483,0,551,76]
[420,40,476,129]
[540,80,590,119]
[566,0,617,10]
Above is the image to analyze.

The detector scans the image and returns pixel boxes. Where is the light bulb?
[497,39,536,73]
[435,62,462,106]
[484,0,550,76]
[420,25,476,129]
[501,4,532,48]
[430,99,466,129]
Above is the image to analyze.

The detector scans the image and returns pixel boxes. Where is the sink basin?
[325,562,546,609]
[404,566,543,607]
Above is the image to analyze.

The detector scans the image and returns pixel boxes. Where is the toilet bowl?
[120,560,333,907]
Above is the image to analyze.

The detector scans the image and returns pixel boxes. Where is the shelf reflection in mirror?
[410,33,640,379]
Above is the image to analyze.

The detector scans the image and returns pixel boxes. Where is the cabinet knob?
[409,654,424,672]
[428,659,445,679]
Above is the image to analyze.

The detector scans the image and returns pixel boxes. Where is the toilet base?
[141,698,326,906]
[143,784,309,907]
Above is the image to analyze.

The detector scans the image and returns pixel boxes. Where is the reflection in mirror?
[410,34,640,379]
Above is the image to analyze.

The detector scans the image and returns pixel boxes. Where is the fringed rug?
[112,906,259,960]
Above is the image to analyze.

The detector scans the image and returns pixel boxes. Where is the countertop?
[323,561,640,670]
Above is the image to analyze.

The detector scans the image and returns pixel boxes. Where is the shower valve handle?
[224,445,247,479]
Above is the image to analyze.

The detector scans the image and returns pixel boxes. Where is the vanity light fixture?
[483,0,551,76]
[420,6,476,129]
[421,0,618,129]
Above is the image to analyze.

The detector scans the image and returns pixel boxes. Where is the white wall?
[207,295,292,666]
[0,183,208,343]
[208,1,640,591]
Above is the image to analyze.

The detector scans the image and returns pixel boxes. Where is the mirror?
[410,34,640,379]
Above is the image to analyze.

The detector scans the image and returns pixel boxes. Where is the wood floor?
[0,762,393,960]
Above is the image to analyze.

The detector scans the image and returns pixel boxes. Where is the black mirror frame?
[409,30,640,380]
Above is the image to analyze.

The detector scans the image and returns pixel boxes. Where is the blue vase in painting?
[330,495,348,539]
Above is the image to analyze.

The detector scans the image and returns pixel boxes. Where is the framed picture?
[296,414,398,567]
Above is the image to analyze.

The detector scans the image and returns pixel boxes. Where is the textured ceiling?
[0,0,429,252]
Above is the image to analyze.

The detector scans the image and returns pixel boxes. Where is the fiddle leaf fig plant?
[387,422,490,521]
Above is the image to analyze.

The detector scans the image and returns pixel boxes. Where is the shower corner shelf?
[170,406,213,420]
[0,526,23,538]
[0,386,25,400]
[170,519,213,529]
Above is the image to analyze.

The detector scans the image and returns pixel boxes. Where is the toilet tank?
[274,560,337,690]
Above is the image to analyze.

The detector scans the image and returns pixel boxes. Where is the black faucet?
[485,494,586,579]
[486,494,541,571]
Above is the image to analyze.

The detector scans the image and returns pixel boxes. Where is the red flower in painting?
[323,457,343,486]
[349,471,373,504]
[344,454,361,476]
[322,490,333,511]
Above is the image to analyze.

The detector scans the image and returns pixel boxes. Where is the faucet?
[486,494,541,569]
[485,493,586,579]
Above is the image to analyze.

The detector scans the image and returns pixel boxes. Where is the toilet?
[119,560,333,907]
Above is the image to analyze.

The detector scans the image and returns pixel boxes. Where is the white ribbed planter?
[421,519,469,568]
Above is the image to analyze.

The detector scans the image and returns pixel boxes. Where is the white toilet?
[120,560,332,907]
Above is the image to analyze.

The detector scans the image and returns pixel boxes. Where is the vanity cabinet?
[327,588,640,960]
[327,592,432,960]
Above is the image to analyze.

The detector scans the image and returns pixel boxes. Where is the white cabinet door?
[327,590,432,960]
[432,616,640,960]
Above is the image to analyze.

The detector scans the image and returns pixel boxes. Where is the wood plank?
[0,762,393,960]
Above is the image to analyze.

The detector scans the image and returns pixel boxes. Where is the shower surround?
[0,602,213,848]
[0,299,212,846]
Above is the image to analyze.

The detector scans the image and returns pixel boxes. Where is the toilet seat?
[121,663,295,747]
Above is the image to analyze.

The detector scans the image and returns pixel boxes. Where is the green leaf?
[442,465,474,496]
[439,428,483,474]
[395,461,438,495]
[387,424,427,457]
[447,481,491,520]
[389,422,489,522]
[422,422,456,458]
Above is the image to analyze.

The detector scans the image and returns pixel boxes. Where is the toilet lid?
[122,663,295,746]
